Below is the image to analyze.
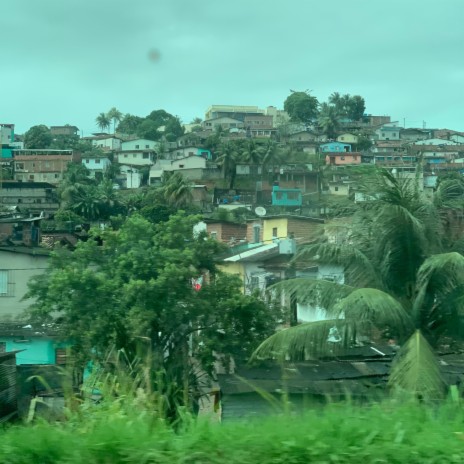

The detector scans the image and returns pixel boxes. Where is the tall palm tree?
[261,140,282,183]
[216,141,241,189]
[96,113,111,133]
[107,107,123,134]
[162,172,193,208]
[240,140,264,166]
[253,170,464,399]
[317,103,340,140]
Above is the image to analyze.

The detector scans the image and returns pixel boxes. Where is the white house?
[375,125,400,141]
[116,150,155,166]
[119,165,142,189]
[148,156,207,185]
[117,138,157,166]
[81,156,111,177]
[84,135,122,151]
[120,139,158,151]
[0,247,49,320]
[413,138,458,146]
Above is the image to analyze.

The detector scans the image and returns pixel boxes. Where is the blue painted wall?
[272,185,302,206]
[0,337,71,365]
[320,142,351,153]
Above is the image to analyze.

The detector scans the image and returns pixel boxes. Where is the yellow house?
[337,133,358,145]
[220,215,324,293]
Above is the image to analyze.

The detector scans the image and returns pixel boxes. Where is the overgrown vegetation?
[2,399,464,462]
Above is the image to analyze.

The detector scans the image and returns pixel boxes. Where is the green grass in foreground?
[1,401,464,463]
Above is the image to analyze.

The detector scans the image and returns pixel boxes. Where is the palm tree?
[216,141,241,189]
[96,113,111,133]
[261,140,281,182]
[240,140,264,166]
[317,103,340,140]
[162,172,193,208]
[107,107,123,134]
[253,170,464,399]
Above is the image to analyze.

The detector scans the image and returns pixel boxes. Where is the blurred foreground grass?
[1,399,464,463]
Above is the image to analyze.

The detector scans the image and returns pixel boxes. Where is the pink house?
[325,152,361,166]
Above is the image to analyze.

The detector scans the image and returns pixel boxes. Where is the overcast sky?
[1,0,463,135]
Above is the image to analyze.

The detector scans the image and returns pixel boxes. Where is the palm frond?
[295,242,381,288]
[413,252,464,334]
[388,330,446,400]
[269,278,355,313]
[333,288,413,335]
[251,319,356,361]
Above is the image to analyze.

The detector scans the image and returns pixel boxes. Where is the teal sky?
[1,0,463,135]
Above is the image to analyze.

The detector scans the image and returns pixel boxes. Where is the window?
[85,159,89,163]
[393,133,397,137]
[179,164,184,168]
[124,154,128,158]
[0,270,13,296]
[55,174,59,178]
[210,231,217,239]
[55,348,69,365]
[17,198,22,203]
[143,153,149,159]
[95,159,100,164]
[135,145,140,149]
[341,156,345,160]
[29,175,34,180]
[145,145,149,149]
[334,186,339,192]
[272,227,278,238]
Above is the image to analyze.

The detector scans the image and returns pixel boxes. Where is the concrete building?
[50,126,79,136]
[81,155,111,178]
[205,105,265,122]
[0,181,59,216]
[0,246,49,320]
[83,135,121,151]
[13,149,75,185]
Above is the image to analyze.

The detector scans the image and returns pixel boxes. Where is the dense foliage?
[26,212,281,414]
[254,170,464,400]
[2,401,464,463]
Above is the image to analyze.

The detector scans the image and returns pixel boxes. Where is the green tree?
[346,95,366,121]
[164,116,185,142]
[317,102,341,139]
[50,134,80,150]
[284,90,319,124]
[116,114,144,135]
[24,125,52,149]
[328,93,366,121]
[253,170,464,400]
[162,172,193,208]
[216,141,241,189]
[26,213,279,416]
[137,119,161,141]
[240,140,264,165]
[96,113,111,132]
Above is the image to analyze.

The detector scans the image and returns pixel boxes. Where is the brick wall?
[287,218,323,243]
[207,222,247,243]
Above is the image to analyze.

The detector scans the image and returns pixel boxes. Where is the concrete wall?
[121,139,157,150]
[0,337,70,365]
[82,158,111,171]
[0,251,49,319]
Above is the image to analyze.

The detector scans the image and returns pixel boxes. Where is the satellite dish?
[255,206,267,217]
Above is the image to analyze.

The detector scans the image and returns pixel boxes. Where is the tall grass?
[3,351,464,462]
[2,399,464,463]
